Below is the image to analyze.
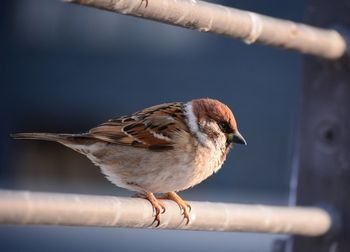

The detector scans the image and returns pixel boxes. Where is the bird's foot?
[135,192,165,227]
[159,192,191,224]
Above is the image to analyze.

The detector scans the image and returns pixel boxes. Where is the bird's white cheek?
[198,122,225,146]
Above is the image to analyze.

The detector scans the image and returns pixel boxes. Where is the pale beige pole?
[66,0,346,59]
[0,190,331,236]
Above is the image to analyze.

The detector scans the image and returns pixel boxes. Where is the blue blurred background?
[0,0,303,251]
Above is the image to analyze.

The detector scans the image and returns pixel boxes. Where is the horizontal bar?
[0,190,331,236]
[65,0,346,59]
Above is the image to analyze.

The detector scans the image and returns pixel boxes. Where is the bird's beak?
[227,131,247,145]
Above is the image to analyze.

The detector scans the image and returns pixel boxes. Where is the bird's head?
[185,98,247,148]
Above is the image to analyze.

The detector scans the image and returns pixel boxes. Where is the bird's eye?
[219,121,232,133]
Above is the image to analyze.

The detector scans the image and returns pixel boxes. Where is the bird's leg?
[135,192,165,227]
[159,192,191,224]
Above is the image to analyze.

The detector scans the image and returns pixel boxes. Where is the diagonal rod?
[66,0,347,59]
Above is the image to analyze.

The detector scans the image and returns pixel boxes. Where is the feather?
[10,132,97,145]
[88,102,189,150]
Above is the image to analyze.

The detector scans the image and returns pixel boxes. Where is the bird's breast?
[81,135,228,193]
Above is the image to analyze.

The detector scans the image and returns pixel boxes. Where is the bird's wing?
[89,102,188,150]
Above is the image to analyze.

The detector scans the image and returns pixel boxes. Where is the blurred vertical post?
[285,1,350,252]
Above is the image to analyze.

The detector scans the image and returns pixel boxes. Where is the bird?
[11,98,246,226]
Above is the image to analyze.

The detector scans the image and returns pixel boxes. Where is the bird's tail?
[11,132,66,141]
[11,132,100,156]
[11,132,94,145]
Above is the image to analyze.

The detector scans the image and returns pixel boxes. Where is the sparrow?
[12,98,246,226]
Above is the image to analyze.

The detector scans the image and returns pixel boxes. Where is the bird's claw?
[178,201,191,224]
[161,192,192,225]
[139,0,148,8]
[136,192,191,226]
[136,192,166,227]
[181,202,191,224]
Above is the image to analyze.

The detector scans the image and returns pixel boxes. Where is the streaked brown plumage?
[12,98,246,225]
